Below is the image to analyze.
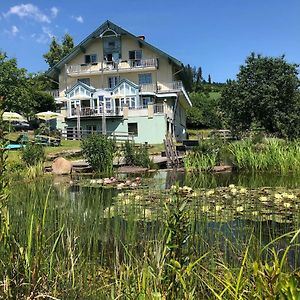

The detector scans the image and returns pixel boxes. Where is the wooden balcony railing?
[66,58,158,75]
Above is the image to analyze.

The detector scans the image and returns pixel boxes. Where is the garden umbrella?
[35,111,63,121]
[3,112,26,122]
[3,112,26,132]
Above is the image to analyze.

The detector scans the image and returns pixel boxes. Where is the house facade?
[47,20,191,144]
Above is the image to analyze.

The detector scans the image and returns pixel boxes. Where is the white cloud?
[11,25,19,36]
[4,25,19,37]
[5,3,51,23]
[42,26,54,39]
[51,7,59,18]
[74,15,84,23]
[31,27,54,44]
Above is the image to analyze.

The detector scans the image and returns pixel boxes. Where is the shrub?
[81,134,116,174]
[21,144,45,166]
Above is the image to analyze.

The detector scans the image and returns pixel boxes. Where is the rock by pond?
[52,157,72,175]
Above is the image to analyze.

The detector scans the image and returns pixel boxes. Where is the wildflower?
[259,196,268,202]
[252,211,259,216]
[236,206,244,212]
[117,192,125,198]
[135,195,142,201]
[282,192,289,198]
[206,190,215,196]
[191,192,198,197]
[229,184,235,189]
[283,202,291,208]
[287,194,296,200]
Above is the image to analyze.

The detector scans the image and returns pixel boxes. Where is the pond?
[6,170,300,298]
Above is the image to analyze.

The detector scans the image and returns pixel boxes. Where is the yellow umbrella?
[35,111,63,121]
[3,112,26,122]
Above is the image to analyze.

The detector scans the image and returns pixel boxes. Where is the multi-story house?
[47,20,191,144]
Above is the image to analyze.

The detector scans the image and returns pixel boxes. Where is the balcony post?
[148,103,153,119]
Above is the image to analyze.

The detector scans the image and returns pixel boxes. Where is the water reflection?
[149,170,300,189]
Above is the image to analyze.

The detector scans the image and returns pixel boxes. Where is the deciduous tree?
[221,53,300,138]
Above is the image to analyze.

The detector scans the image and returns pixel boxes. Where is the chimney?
[137,35,145,41]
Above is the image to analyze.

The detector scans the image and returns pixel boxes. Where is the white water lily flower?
[240,188,247,194]
[206,190,215,196]
[231,188,238,195]
[202,205,209,212]
[283,202,291,208]
[259,196,268,202]
[236,206,244,212]
[215,205,223,212]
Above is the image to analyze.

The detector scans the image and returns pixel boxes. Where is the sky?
[0,0,299,83]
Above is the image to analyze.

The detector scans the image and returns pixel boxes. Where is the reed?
[2,165,300,297]
[228,139,300,173]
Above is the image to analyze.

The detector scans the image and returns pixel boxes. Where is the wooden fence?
[62,128,134,142]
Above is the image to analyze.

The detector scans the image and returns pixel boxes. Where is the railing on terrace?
[66,58,158,75]
[70,106,124,117]
[47,89,60,98]
[68,104,168,118]
[140,81,183,93]
[62,128,134,141]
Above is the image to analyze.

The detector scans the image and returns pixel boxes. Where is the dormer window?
[85,54,97,64]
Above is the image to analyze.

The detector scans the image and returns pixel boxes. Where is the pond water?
[9,170,300,270]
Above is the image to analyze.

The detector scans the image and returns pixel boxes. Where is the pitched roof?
[46,20,183,80]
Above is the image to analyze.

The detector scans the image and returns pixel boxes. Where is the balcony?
[66,58,158,76]
[140,81,183,93]
[68,104,168,118]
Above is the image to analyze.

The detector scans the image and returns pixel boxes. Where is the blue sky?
[0,0,299,82]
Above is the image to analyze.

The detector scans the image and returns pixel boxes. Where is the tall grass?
[229,139,300,173]
[2,177,300,298]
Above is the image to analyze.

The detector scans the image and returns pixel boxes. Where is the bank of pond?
[2,170,300,299]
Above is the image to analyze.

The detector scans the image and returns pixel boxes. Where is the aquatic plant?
[228,139,300,174]
[81,134,116,175]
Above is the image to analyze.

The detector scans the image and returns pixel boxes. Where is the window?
[86,125,97,133]
[128,123,138,136]
[129,50,142,60]
[139,73,152,85]
[142,97,152,107]
[78,78,90,86]
[108,76,119,88]
[129,50,142,67]
[85,54,97,64]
